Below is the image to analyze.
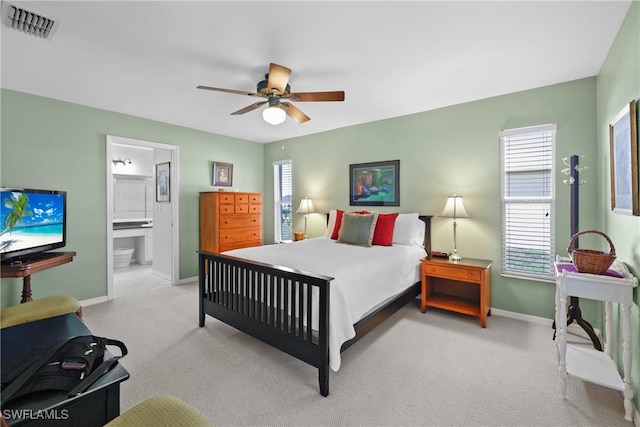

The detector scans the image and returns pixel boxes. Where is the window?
[500,124,556,281]
[273,160,292,243]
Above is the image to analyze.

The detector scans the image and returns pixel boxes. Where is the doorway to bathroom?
[106,135,179,299]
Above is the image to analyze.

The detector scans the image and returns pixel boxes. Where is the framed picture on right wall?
[609,100,638,216]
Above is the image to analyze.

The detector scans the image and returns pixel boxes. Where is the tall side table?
[1,252,76,303]
[554,260,638,421]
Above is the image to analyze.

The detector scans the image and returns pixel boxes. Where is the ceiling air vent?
[2,2,59,40]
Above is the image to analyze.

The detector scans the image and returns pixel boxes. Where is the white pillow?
[392,213,419,245]
[413,218,426,247]
[324,209,337,238]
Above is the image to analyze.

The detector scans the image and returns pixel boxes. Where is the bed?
[198,212,431,396]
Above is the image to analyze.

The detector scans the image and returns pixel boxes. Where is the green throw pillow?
[337,213,378,247]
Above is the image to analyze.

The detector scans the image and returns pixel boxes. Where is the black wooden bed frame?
[198,215,431,396]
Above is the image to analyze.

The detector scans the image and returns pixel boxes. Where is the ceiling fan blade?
[197,86,262,97]
[231,101,268,115]
[282,102,310,123]
[267,63,292,95]
[287,91,345,102]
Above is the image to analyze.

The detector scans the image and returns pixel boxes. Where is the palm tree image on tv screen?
[1,189,66,260]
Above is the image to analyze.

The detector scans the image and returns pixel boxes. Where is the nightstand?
[420,257,492,327]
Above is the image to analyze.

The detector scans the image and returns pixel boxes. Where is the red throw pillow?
[331,210,345,239]
[372,213,399,246]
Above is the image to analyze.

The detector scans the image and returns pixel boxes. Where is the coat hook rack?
[561,155,588,185]
[554,154,602,351]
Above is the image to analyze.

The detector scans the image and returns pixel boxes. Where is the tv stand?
[1,251,76,303]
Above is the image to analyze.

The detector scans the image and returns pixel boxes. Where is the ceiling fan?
[197,63,345,125]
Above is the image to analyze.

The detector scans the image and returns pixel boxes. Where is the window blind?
[273,160,292,242]
[500,124,556,281]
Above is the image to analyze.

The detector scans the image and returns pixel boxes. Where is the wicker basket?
[567,230,616,275]
[114,248,135,269]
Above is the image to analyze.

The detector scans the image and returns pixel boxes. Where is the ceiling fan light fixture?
[263,105,286,125]
[198,63,344,124]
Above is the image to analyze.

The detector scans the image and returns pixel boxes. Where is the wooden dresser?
[199,192,263,253]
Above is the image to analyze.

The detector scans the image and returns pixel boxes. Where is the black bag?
[1,335,127,405]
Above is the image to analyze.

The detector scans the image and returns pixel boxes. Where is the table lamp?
[440,195,469,261]
[296,197,315,238]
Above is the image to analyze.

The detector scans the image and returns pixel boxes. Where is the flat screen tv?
[0,188,67,262]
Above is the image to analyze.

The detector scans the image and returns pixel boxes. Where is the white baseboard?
[491,307,602,340]
[491,307,552,326]
[79,295,109,307]
[177,276,198,285]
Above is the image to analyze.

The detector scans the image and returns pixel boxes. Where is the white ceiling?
[0,1,632,144]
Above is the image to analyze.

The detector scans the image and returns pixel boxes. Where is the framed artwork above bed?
[349,160,400,206]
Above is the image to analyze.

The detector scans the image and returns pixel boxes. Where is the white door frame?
[106,135,180,299]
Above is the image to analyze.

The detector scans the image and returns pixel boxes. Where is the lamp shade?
[440,195,469,219]
[263,106,286,125]
[296,197,315,214]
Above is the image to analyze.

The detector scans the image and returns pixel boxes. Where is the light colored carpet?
[82,282,630,426]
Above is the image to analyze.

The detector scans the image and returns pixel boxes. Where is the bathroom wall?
[111,144,153,177]
[112,144,154,220]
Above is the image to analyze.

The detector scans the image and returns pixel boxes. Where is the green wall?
[0,89,263,305]
[596,0,640,413]
[265,77,599,320]
[1,2,637,411]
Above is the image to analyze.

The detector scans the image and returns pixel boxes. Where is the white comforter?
[224,237,426,371]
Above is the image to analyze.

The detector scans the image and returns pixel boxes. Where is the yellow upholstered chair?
[0,295,82,329]
[105,395,212,427]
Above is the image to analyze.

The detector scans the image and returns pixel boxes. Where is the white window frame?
[273,160,292,243]
[500,124,556,282]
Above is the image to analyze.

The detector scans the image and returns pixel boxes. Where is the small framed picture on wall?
[213,161,233,187]
[156,162,170,202]
[609,100,638,216]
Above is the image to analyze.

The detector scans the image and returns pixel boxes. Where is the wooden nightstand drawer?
[235,204,249,213]
[423,264,481,282]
